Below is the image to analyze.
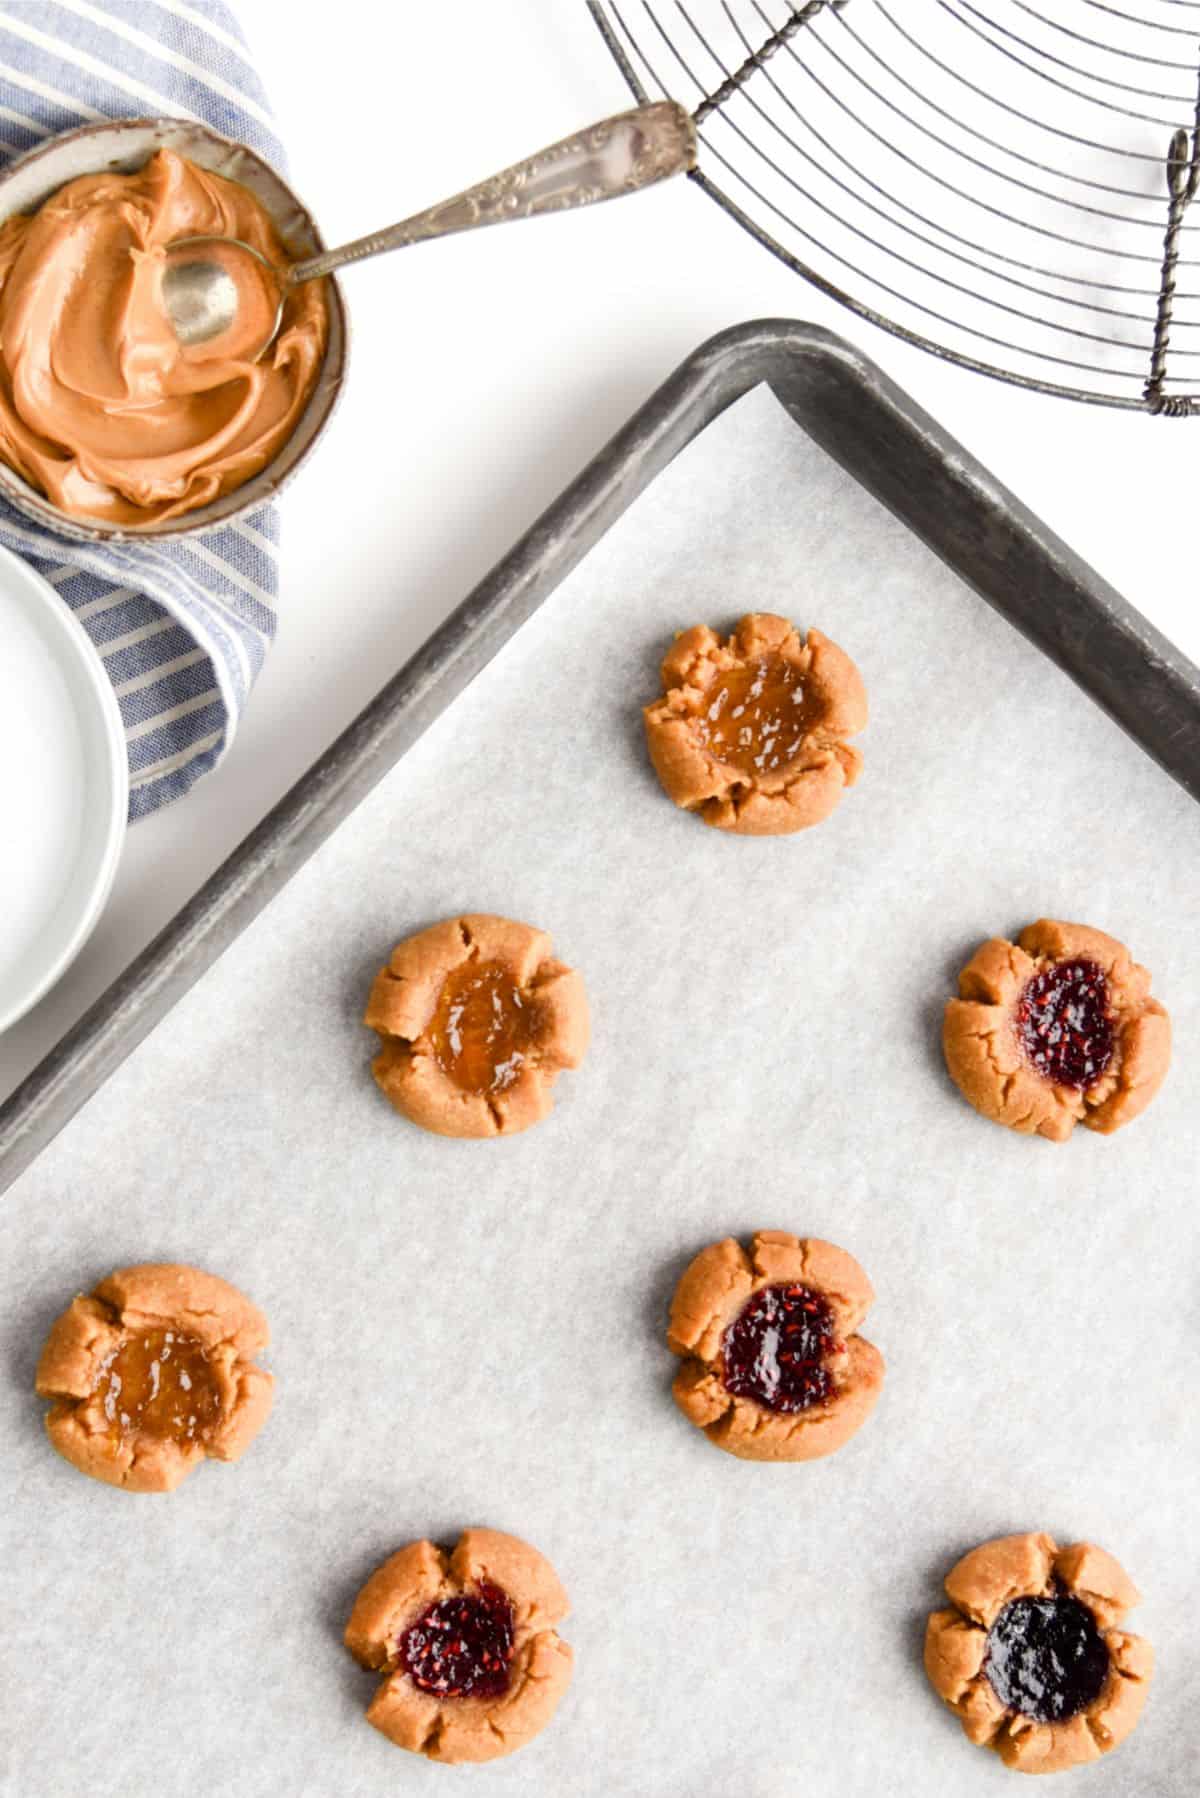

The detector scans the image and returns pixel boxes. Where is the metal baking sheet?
[2,328,1199,1798]
[2,321,1198,1198]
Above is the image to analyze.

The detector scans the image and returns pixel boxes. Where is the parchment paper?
[2,386,1197,1798]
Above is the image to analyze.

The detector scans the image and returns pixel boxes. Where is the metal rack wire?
[589,0,1200,411]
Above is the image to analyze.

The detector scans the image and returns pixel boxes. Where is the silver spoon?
[161,101,696,356]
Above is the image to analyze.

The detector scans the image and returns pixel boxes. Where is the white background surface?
[2,3,1198,1087]
[4,387,1196,1798]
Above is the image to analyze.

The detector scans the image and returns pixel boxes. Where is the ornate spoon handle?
[287,101,697,284]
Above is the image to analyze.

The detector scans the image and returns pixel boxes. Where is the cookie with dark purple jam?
[925,1532,1153,1775]
[943,919,1170,1141]
[983,1595,1110,1724]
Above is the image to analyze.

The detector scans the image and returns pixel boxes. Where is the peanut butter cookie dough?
[924,1532,1153,1776]
[943,919,1170,1141]
[344,1528,573,1764]
[666,1231,884,1461]
[643,612,866,835]
[365,914,589,1138]
[35,1263,273,1493]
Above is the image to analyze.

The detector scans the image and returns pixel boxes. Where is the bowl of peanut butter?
[0,117,346,541]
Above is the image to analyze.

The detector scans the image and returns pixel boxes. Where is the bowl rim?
[0,114,348,543]
[0,543,128,1035]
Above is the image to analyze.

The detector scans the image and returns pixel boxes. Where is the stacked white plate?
[0,546,126,1032]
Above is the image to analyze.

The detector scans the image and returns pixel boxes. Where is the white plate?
[0,546,127,1032]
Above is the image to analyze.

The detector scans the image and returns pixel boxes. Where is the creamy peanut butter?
[0,147,328,524]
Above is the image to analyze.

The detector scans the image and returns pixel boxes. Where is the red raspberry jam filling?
[1016,957,1114,1090]
[721,1282,837,1413]
[983,1595,1110,1723]
[400,1581,515,1699]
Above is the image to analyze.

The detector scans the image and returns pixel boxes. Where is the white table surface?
[2,0,1197,1099]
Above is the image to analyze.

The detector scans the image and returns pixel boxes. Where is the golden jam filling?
[690,654,818,778]
[96,1329,221,1444]
[430,960,537,1096]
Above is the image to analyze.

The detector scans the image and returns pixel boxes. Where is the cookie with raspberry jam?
[943,919,1170,1141]
[666,1231,885,1461]
[344,1528,572,1764]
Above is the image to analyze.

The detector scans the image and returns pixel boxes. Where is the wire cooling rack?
[590,0,1200,412]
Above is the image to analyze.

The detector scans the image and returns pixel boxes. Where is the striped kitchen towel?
[0,0,286,820]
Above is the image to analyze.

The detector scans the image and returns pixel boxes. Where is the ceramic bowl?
[0,542,127,1033]
[0,116,347,543]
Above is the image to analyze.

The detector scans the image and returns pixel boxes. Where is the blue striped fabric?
[0,0,286,819]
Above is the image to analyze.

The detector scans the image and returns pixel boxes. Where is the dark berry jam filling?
[721,1282,837,1414]
[983,1596,1110,1723]
[1016,957,1114,1090]
[399,1581,515,1700]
